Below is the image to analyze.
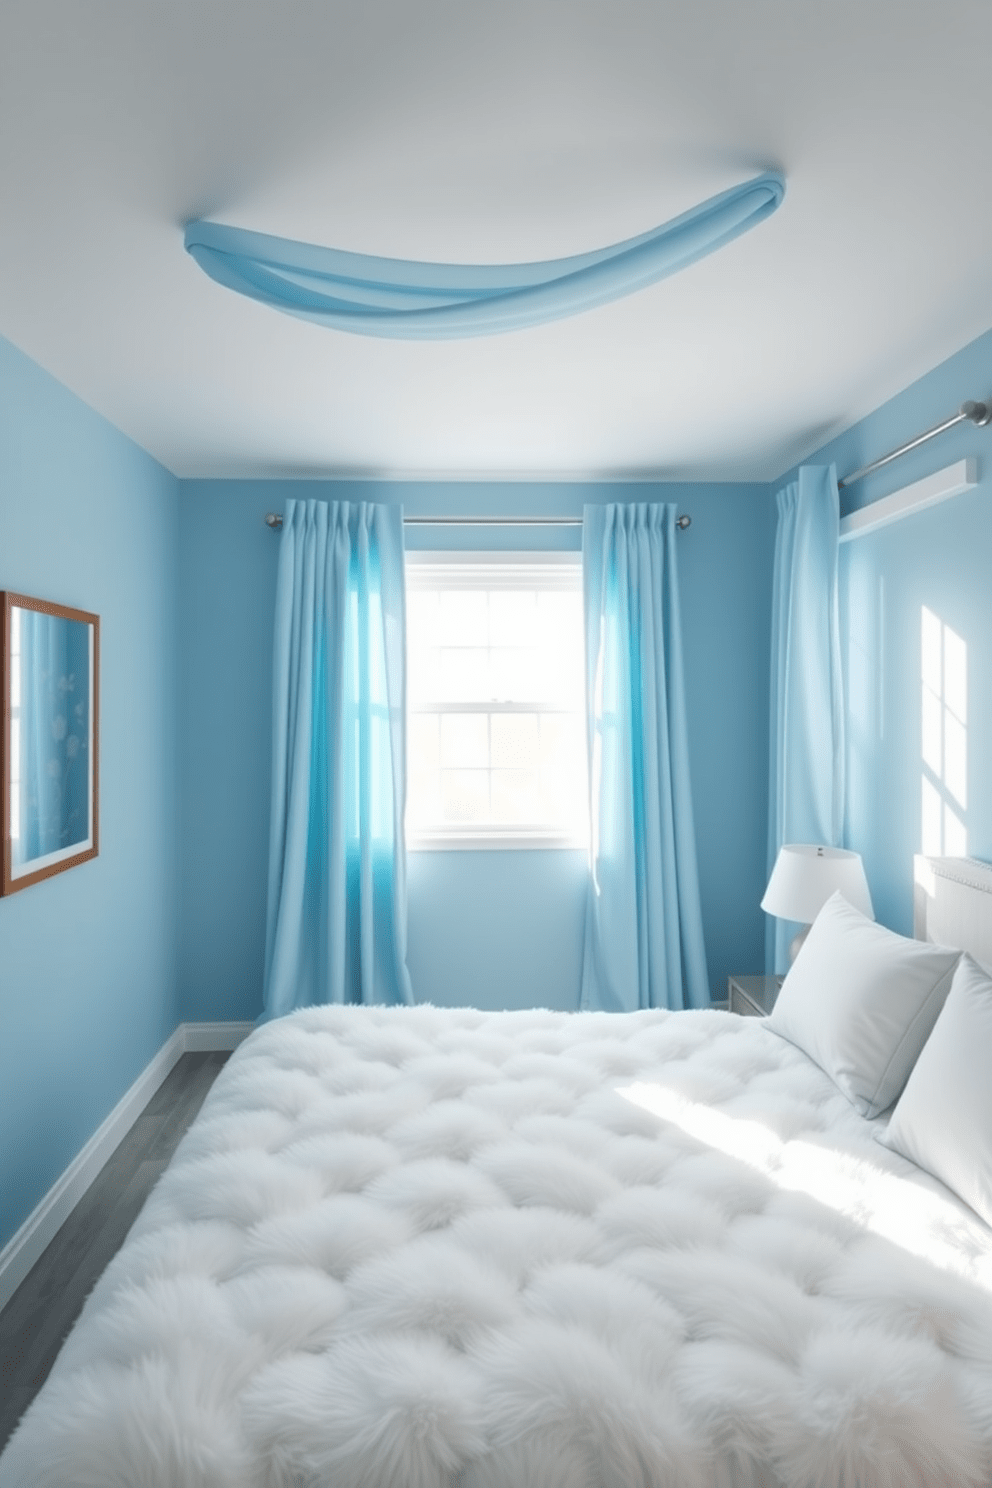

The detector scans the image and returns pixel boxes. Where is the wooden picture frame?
[1,592,100,895]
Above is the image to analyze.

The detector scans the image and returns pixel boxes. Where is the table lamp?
[762,844,874,962]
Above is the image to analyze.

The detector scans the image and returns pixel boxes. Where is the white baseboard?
[184,1020,256,1052]
[0,1020,255,1311]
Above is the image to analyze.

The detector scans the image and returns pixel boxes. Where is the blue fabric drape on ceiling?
[262,498,413,1018]
[580,503,709,1012]
[184,172,784,340]
[766,465,845,973]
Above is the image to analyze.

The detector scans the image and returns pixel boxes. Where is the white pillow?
[879,954,992,1227]
[766,892,960,1117]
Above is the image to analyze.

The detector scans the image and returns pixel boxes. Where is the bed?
[3,855,992,1487]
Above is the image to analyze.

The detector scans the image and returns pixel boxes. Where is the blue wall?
[177,479,774,1019]
[782,328,992,933]
[0,336,180,1254]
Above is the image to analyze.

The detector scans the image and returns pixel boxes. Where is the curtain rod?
[838,399,990,490]
[263,512,692,530]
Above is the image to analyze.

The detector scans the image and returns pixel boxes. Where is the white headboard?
[914,855,992,970]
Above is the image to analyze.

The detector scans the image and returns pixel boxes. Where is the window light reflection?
[920,607,967,856]
[617,1080,992,1287]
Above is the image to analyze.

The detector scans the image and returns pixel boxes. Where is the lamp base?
[788,925,812,964]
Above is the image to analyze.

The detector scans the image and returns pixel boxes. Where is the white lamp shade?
[761,844,874,924]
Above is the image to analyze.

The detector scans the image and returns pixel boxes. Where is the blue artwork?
[10,606,92,872]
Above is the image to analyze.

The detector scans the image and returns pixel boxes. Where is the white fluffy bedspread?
[5,1005,992,1488]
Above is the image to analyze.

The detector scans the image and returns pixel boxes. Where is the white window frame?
[405,550,588,851]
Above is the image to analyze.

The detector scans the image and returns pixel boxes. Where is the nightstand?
[727,975,784,1017]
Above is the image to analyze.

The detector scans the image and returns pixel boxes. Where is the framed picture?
[1,592,100,895]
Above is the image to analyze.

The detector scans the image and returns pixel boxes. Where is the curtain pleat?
[766,465,845,973]
[581,503,709,1012]
[262,498,413,1018]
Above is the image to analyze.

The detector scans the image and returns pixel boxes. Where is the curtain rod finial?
[265,512,284,529]
[676,514,691,530]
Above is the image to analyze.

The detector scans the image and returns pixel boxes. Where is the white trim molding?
[839,458,977,543]
[184,1020,256,1051]
[0,1020,255,1311]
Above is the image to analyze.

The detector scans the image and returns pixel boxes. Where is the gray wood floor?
[0,1051,229,1453]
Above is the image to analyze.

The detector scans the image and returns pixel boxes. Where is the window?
[920,606,967,857]
[405,553,588,847]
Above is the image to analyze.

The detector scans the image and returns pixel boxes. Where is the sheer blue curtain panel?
[262,499,413,1018]
[184,173,784,340]
[766,465,845,973]
[581,503,709,1012]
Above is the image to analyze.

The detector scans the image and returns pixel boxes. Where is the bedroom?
[2,0,992,1481]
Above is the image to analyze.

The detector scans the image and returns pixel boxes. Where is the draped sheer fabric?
[262,499,413,1018]
[581,503,709,1012]
[766,465,845,973]
[184,173,784,340]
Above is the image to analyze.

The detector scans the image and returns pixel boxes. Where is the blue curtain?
[766,465,844,972]
[184,173,784,340]
[581,503,709,1012]
[262,499,413,1018]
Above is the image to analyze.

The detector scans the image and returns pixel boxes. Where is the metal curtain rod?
[263,512,692,530]
[838,399,990,490]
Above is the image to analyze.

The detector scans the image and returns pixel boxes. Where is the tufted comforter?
[4,1004,992,1488]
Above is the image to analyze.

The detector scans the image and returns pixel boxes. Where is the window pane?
[490,646,538,702]
[409,713,440,771]
[440,590,488,645]
[439,647,490,701]
[539,591,583,650]
[540,712,585,775]
[407,590,442,648]
[489,590,536,646]
[406,775,440,828]
[538,648,584,706]
[492,769,538,824]
[491,713,539,769]
[408,642,440,705]
[408,713,440,829]
[540,713,587,828]
[537,591,584,705]
[441,769,489,823]
[440,713,489,768]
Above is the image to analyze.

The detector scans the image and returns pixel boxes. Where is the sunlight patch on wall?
[921,607,967,856]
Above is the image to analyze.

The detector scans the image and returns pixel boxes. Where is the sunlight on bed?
[617,1079,992,1287]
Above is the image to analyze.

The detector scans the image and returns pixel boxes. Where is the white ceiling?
[3,0,992,482]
